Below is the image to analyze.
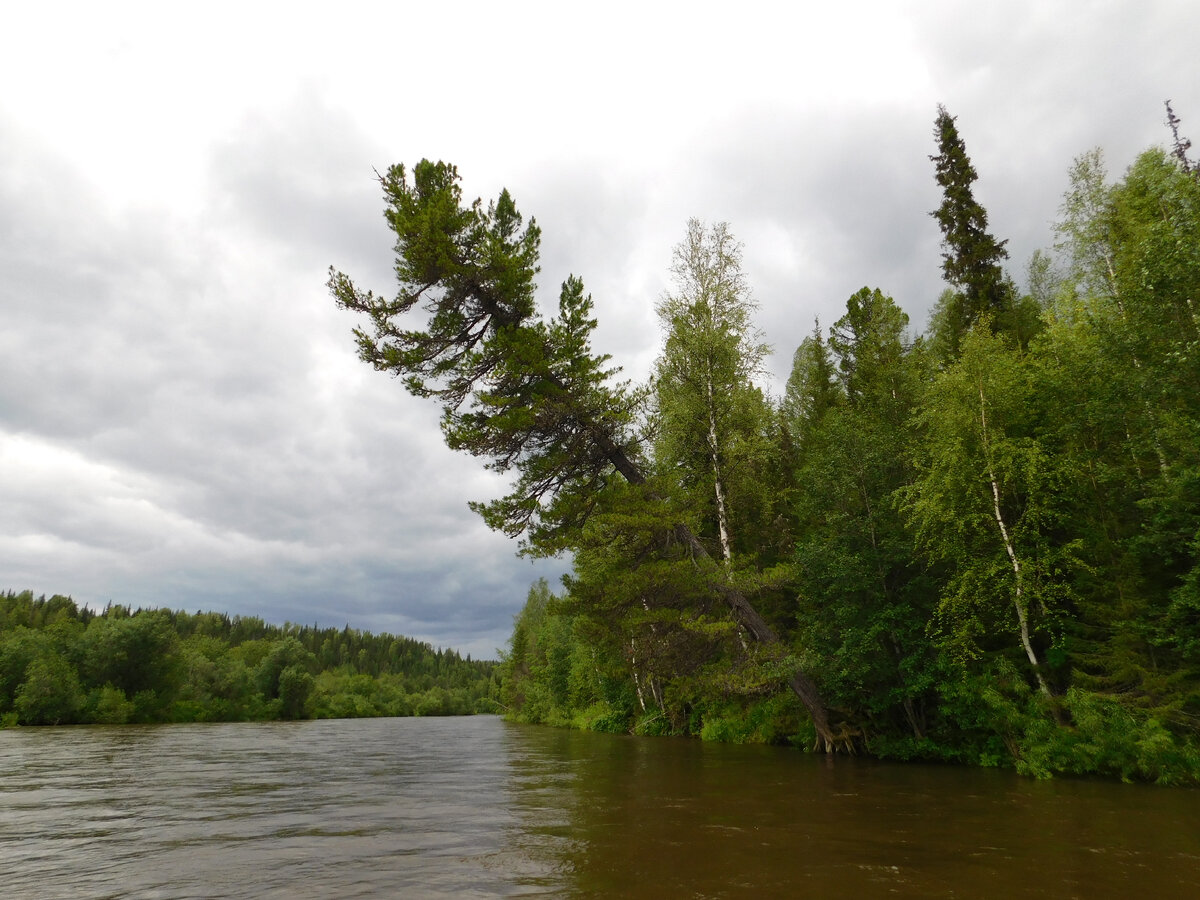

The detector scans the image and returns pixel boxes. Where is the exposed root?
[813,722,866,755]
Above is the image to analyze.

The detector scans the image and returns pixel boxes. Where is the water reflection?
[503,723,1200,898]
[1,718,1197,898]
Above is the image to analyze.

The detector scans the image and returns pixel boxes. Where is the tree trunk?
[705,361,734,564]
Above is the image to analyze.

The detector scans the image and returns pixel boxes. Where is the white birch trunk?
[705,361,733,565]
[630,636,646,712]
[978,384,1053,699]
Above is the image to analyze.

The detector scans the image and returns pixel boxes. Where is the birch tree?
[904,327,1074,700]
[653,220,770,565]
[1045,146,1200,708]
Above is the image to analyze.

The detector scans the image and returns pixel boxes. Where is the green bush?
[15,654,83,725]
[87,685,135,724]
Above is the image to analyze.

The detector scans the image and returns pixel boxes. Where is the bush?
[15,654,83,725]
[87,685,135,724]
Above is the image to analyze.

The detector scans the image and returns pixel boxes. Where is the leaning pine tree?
[328,160,845,749]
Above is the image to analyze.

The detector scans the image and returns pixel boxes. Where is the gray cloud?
[0,108,566,659]
[2,4,1199,659]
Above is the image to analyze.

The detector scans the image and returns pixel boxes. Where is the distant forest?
[0,590,499,726]
[329,104,1200,784]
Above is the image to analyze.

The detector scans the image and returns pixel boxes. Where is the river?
[1,716,1196,898]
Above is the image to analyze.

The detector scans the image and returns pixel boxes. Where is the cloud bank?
[1,2,1197,658]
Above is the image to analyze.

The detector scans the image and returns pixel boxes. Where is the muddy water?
[1,716,1196,898]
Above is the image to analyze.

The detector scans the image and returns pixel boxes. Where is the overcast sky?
[2,1,1197,659]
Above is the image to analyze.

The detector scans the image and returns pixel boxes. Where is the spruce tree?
[782,321,840,440]
[930,105,1012,357]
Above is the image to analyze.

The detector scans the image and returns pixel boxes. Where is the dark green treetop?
[783,321,841,439]
[930,106,1013,355]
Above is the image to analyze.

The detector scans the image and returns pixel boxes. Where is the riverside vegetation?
[0,590,499,726]
[6,107,1195,789]
[331,104,1200,784]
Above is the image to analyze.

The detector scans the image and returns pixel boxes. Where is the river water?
[1,716,1197,898]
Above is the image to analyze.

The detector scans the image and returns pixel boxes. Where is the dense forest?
[0,590,499,726]
[332,103,1200,784]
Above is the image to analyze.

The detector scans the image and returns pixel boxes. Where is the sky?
[2,1,1198,660]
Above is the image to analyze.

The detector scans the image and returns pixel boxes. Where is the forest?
[0,589,499,726]
[331,104,1200,784]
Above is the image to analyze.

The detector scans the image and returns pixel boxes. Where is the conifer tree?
[791,290,935,741]
[783,321,840,441]
[930,105,1012,357]
[1165,100,1197,177]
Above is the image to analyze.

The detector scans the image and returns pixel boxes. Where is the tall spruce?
[930,105,1012,358]
[783,321,840,440]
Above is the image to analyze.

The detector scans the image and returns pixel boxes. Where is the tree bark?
[705,360,734,565]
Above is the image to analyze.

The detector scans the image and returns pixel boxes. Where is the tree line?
[0,590,499,725]
[331,104,1200,783]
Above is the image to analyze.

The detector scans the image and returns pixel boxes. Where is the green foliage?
[782,322,840,440]
[1012,689,1200,784]
[332,154,841,746]
[499,579,641,731]
[904,327,1077,676]
[653,219,774,563]
[791,288,938,741]
[276,665,315,720]
[0,591,498,726]
[255,638,317,700]
[698,694,803,745]
[330,163,642,555]
[78,611,184,717]
[929,107,1011,357]
[87,685,136,724]
[493,114,1200,784]
[928,107,1044,357]
[0,627,52,714]
[14,653,83,725]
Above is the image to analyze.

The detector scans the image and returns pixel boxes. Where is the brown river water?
[1,715,1197,898]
